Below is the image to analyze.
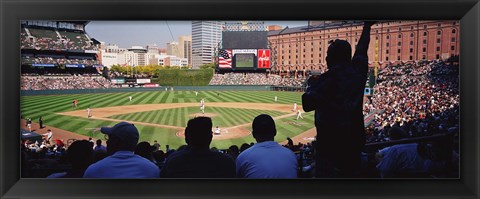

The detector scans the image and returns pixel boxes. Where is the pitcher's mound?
[176,126,251,140]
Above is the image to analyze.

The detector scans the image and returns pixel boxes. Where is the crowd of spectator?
[209,72,307,87]
[22,56,98,66]
[20,26,97,51]
[364,60,459,144]
[21,74,119,90]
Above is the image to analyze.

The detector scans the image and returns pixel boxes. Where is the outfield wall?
[20,85,277,96]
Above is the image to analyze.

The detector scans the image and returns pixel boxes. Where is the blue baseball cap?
[101,122,139,148]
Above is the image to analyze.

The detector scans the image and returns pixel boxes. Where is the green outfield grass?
[108,106,286,127]
[21,90,314,149]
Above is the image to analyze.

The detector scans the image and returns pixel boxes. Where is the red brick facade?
[268,21,460,71]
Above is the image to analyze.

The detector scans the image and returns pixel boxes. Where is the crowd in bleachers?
[364,60,459,144]
[22,56,98,66]
[21,74,119,90]
[209,72,307,87]
[20,26,97,51]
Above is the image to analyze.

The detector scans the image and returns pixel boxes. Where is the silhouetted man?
[302,21,375,177]
[236,114,297,178]
[48,140,93,178]
[160,117,235,178]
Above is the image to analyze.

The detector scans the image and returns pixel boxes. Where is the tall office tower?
[191,21,223,68]
[178,35,192,66]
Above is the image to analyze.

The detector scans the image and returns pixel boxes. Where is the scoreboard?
[218,29,270,71]
[218,49,271,70]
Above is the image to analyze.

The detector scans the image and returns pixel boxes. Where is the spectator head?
[240,143,251,152]
[184,117,213,149]
[388,126,407,140]
[252,114,277,142]
[101,122,139,154]
[152,150,165,163]
[326,39,352,68]
[96,139,102,146]
[67,140,94,170]
[135,141,155,160]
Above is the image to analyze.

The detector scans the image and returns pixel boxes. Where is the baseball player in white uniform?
[200,99,205,114]
[292,102,297,112]
[296,110,304,120]
[275,96,278,102]
[43,129,53,144]
[87,107,92,118]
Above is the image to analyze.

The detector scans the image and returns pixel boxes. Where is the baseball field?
[20,90,315,149]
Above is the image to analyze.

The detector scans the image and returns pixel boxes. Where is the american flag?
[218,49,232,68]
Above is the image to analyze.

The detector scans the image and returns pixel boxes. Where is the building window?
[410,33,414,37]
[422,55,426,60]
[437,31,441,35]
[423,47,426,52]
[386,42,389,47]
[386,50,389,54]
[423,32,427,36]
[410,41,414,45]
[411,26,414,30]
[436,47,440,51]
[387,29,390,32]
[451,46,455,50]
[399,27,402,31]
[319,48,322,51]
[386,35,390,39]
[436,54,440,59]
[452,29,456,34]
[397,56,401,60]
[386,56,389,61]
[424,25,427,29]
[398,34,402,38]
[423,40,427,44]
[397,49,401,54]
[410,48,413,53]
[376,36,378,40]
[410,56,413,60]
[398,42,401,46]
[451,38,455,42]
[437,38,441,43]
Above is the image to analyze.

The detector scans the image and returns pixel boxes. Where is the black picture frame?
[1,0,479,198]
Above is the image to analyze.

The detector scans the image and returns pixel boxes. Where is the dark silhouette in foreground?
[303,21,375,177]
[160,117,235,178]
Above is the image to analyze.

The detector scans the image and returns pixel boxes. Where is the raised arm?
[354,21,375,58]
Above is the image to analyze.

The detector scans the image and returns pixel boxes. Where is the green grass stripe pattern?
[21,90,311,149]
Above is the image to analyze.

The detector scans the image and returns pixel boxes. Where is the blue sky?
[85,21,308,48]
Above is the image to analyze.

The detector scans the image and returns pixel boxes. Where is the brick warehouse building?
[267,21,460,73]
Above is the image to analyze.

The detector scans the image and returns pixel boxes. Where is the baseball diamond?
[21,90,316,149]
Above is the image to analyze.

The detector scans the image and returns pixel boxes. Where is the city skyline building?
[191,21,223,68]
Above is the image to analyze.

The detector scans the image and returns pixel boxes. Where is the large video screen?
[222,31,268,49]
[234,53,255,68]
